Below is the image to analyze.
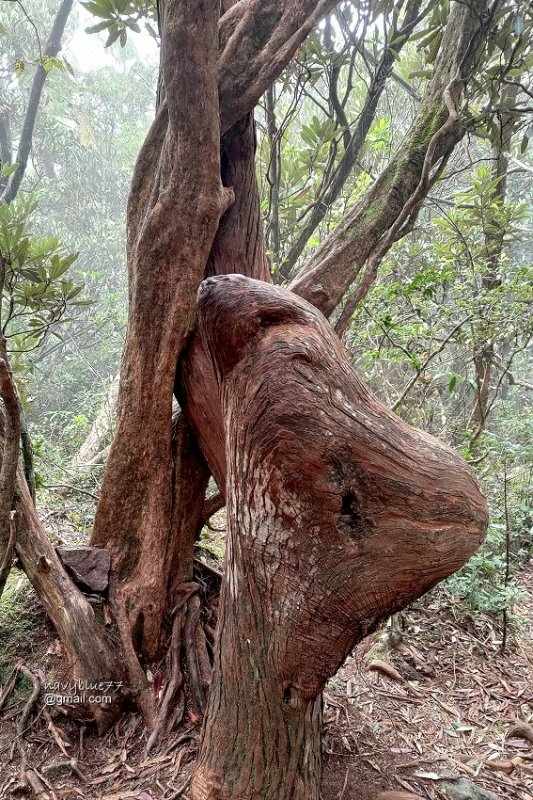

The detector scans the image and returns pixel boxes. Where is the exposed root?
[184,594,211,718]
[144,578,218,756]
[145,608,187,756]
[13,665,52,799]
[367,660,405,683]
[43,707,72,758]
[366,660,422,698]
[24,769,52,799]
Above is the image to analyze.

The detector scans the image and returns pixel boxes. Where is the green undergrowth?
[0,571,44,685]
[197,514,226,562]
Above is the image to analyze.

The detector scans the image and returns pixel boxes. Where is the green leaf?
[105,26,122,47]
[84,1,114,19]
[1,163,19,178]
[85,20,112,34]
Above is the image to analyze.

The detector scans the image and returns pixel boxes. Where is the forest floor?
[0,560,531,800]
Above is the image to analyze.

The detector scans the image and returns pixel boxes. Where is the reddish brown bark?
[167,415,210,602]
[190,275,487,800]
[92,0,232,676]
[181,113,270,491]
[218,0,340,134]
[93,0,327,677]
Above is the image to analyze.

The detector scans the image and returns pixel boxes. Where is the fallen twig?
[0,664,19,711]
[16,666,42,773]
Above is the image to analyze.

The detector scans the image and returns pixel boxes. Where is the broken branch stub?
[191,275,488,800]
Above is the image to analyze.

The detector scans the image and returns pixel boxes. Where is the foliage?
[445,521,524,617]
[0,192,90,388]
[0,573,43,685]
[83,0,157,47]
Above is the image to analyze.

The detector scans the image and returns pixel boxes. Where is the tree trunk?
[180,112,271,491]
[91,1,232,683]
[471,83,518,437]
[69,376,118,471]
[190,275,487,799]
[88,0,496,748]
[1,0,74,204]
[14,469,125,732]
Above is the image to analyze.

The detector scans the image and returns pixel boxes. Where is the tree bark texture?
[93,0,324,670]
[0,344,21,598]
[90,0,497,739]
[180,113,271,492]
[92,0,232,667]
[190,275,488,800]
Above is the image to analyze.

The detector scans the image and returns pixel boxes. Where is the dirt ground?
[0,564,531,800]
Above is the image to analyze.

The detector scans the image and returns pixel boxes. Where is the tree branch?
[1,0,74,204]
[218,0,341,134]
[391,315,474,413]
[278,0,422,281]
[289,0,498,318]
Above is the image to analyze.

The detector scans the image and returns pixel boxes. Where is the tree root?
[24,770,52,800]
[366,659,423,698]
[3,665,93,797]
[145,608,187,756]
[12,665,55,799]
[367,659,405,683]
[184,594,211,718]
[16,666,42,771]
[145,580,215,755]
[507,722,533,744]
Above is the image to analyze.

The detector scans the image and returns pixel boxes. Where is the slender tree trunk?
[265,86,281,268]
[471,83,517,435]
[69,376,118,471]
[1,0,74,204]
[279,0,422,280]
[0,335,20,598]
[190,275,487,800]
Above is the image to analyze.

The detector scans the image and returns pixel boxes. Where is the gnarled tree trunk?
[90,2,337,701]
[86,0,495,750]
[190,275,487,800]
